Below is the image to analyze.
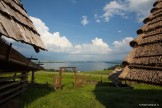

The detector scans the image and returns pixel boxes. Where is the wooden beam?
[0,74,27,82]
[27,58,38,61]
[0,84,26,97]
[7,43,12,60]
[0,71,28,75]
[0,79,27,90]
[60,67,77,69]
[0,88,26,104]
[31,71,35,84]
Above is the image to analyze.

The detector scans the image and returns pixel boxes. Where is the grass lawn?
[22,70,162,108]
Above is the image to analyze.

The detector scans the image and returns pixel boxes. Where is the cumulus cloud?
[113,37,133,48]
[30,16,72,52]
[102,0,155,22]
[112,37,133,54]
[126,0,156,21]
[81,16,89,26]
[71,37,112,54]
[30,16,133,60]
[103,1,126,22]
[30,16,111,54]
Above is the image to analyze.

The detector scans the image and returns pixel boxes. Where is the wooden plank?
[31,71,35,84]
[0,71,28,75]
[0,39,43,71]
[7,43,12,60]
[0,79,27,90]
[0,88,26,104]
[0,84,26,97]
[0,22,8,36]
[0,74,27,82]
[27,58,38,61]
[0,14,18,39]
[3,0,28,18]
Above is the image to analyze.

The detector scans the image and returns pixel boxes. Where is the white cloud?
[126,0,156,22]
[30,16,133,61]
[30,16,72,52]
[113,37,133,49]
[30,16,111,54]
[112,37,133,56]
[71,37,112,54]
[103,1,126,22]
[102,0,155,22]
[81,16,89,26]
[69,37,133,61]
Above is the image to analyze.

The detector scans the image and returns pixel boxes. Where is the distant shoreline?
[40,61,122,64]
[41,61,122,71]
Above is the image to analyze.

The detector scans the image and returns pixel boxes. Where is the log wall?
[0,71,28,104]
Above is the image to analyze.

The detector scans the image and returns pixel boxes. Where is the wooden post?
[101,76,102,83]
[13,73,16,82]
[59,67,62,86]
[7,43,12,60]
[125,80,127,84]
[21,71,27,90]
[73,67,76,85]
[31,71,35,84]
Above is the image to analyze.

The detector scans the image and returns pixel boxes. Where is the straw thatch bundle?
[119,0,162,85]
[130,34,145,47]
[122,48,137,65]
[132,56,162,66]
[118,66,130,80]
[120,68,162,84]
[135,43,162,57]
[139,34,162,45]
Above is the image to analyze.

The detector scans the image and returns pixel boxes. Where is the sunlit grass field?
[23,70,162,108]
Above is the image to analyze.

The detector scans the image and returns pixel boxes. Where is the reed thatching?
[0,0,46,52]
[119,0,162,85]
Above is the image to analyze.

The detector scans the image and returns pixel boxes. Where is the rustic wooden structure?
[119,0,162,85]
[0,0,46,52]
[0,0,46,104]
[53,67,77,89]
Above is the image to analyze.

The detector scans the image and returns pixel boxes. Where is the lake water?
[43,62,119,71]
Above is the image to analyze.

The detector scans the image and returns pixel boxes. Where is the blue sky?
[7,0,155,61]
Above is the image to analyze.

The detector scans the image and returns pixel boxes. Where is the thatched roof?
[0,0,46,52]
[119,0,162,85]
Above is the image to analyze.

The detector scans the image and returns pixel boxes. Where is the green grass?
[23,70,162,108]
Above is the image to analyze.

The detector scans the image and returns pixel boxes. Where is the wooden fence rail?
[0,71,28,104]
